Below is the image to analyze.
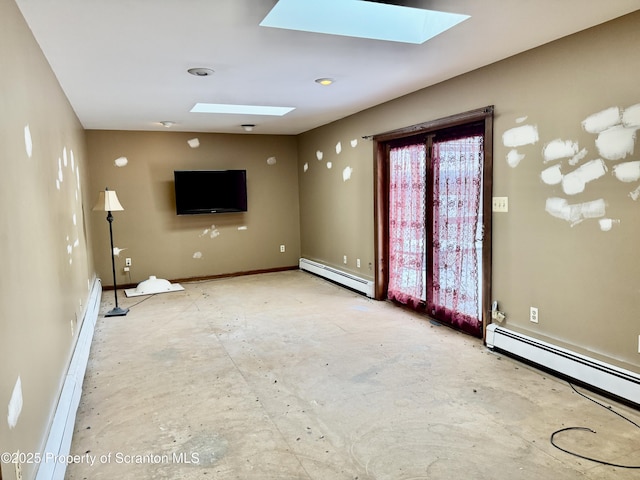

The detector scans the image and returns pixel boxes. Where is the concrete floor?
[67,270,640,479]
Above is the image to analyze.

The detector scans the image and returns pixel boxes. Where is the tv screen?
[174,170,247,215]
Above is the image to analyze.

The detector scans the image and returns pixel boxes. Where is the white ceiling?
[15,0,640,135]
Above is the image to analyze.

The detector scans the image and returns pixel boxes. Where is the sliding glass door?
[375,108,493,338]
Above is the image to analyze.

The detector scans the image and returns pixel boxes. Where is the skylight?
[260,0,470,44]
[190,103,295,116]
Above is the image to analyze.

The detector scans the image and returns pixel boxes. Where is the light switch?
[492,197,508,212]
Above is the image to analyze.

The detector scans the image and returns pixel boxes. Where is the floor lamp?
[93,187,129,317]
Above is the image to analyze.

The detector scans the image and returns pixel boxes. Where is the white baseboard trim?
[299,258,375,298]
[35,278,102,480]
[486,324,640,406]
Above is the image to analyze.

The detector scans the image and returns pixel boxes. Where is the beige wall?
[298,11,640,373]
[0,1,95,478]
[3,2,639,476]
[297,120,376,278]
[86,131,301,286]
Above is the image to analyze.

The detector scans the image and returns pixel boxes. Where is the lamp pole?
[102,189,129,317]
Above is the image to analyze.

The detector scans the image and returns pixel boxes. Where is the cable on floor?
[549,382,640,468]
[126,293,157,309]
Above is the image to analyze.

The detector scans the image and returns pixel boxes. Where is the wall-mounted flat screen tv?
[174,170,247,215]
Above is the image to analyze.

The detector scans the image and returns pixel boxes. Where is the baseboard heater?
[486,324,640,406]
[36,278,102,480]
[299,258,375,298]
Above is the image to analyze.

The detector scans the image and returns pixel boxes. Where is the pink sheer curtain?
[387,143,426,307]
[428,135,483,335]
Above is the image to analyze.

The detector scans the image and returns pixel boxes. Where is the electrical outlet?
[343,255,347,264]
[279,245,285,253]
[125,257,132,266]
[356,258,361,268]
[124,266,130,272]
[492,197,509,212]
[530,306,539,323]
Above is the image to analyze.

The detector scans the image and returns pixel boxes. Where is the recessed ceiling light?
[315,78,334,86]
[187,67,214,77]
[260,0,470,44]
[190,103,295,116]
[241,124,256,132]
[160,121,175,128]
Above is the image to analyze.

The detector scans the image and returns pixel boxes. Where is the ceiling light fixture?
[315,78,334,86]
[187,67,215,77]
[160,121,175,128]
[241,124,255,132]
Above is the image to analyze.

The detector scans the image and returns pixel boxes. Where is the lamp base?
[105,306,129,317]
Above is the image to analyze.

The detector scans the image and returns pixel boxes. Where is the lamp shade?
[93,189,124,212]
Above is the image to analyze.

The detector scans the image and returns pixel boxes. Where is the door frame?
[373,106,494,340]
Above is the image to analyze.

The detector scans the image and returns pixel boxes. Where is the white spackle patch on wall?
[543,139,579,162]
[24,124,33,158]
[622,103,640,127]
[528,103,640,231]
[582,106,621,134]
[612,160,640,183]
[502,124,539,148]
[200,225,220,239]
[237,226,248,230]
[343,166,353,182]
[598,218,620,231]
[540,164,563,185]
[561,159,607,195]
[187,138,200,148]
[568,148,588,166]
[7,376,23,429]
[316,150,323,161]
[545,197,606,225]
[112,247,127,256]
[63,147,68,167]
[72,213,77,226]
[56,157,62,190]
[114,156,128,167]
[267,156,277,165]
[303,162,309,173]
[335,142,342,154]
[506,149,525,168]
[66,236,73,265]
[70,150,75,172]
[515,116,528,124]
[326,162,332,169]
[350,139,358,148]
[193,251,203,259]
[596,125,637,160]
[544,198,566,220]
